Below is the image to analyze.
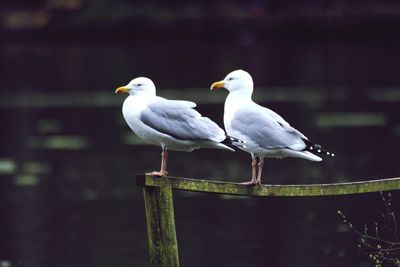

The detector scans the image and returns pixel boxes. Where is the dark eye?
[137,83,142,86]
[228,77,234,81]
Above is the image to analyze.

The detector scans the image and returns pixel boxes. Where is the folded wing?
[140,98,225,142]
[231,104,308,151]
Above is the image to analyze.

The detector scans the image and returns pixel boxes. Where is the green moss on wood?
[138,174,400,267]
[143,186,179,267]
[137,175,400,197]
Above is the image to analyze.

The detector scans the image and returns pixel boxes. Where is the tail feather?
[302,138,335,157]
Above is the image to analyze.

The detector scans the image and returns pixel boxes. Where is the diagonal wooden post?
[139,176,179,267]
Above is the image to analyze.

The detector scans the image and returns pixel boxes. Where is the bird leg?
[255,158,264,185]
[149,149,168,177]
[241,157,258,185]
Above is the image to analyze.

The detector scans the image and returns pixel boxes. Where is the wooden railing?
[136,174,400,267]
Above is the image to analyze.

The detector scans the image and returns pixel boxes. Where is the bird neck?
[225,90,253,107]
[131,91,156,98]
[123,94,156,113]
[224,91,253,126]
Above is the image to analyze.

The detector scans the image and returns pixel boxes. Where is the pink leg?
[241,155,258,185]
[255,157,264,185]
[148,148,169,177]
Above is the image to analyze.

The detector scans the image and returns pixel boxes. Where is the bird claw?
[147,171,168,177]
[240,180,261,186]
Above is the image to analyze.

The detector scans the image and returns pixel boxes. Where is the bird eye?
[228,77,234,81]
[137,83,142,86]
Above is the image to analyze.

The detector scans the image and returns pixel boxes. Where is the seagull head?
[115,77,156,96]
[210,69,254,95]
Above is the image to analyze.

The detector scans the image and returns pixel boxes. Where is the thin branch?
[339,192,400,267]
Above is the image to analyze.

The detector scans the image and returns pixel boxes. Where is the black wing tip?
[223,135,246,148]
[226,135,245,144]
[303,139,335,157]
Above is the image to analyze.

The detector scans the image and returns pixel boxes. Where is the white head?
[115,77,156,96]
[210,69,254,96]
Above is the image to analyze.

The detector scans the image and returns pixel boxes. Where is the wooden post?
[137,174,400,267]
[142,185,179,267]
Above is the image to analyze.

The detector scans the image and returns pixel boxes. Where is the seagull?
[210,69,334,185]
[115,77,241,177]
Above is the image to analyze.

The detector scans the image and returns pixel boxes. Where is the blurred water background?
[1,1,400,266]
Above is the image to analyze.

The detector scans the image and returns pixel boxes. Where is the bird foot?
[147,170,168,177]
[240,180,261,186]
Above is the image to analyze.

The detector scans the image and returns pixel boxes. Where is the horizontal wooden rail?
[136,174,400,197]
[137,174,400,267]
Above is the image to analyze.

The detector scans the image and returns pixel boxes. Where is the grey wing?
[264,107,307,140]
[168,99,197,108]
[140,99,225,142]
[231,105,307,150]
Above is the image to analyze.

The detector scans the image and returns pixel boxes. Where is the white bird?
[210,69,334,185]
[115,77,240,177]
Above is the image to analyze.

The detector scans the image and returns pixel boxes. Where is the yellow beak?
[115,86,130,94]
[210,80,225,90]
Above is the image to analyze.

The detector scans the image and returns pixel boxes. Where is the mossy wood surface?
[137,174,400,197]
[138,174,400,267]
[143,186,179,267]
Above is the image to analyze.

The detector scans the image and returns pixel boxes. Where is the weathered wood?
[143,186,179,267]
[137,174,400,197]
[138,174,400,267]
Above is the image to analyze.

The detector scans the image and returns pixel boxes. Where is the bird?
[210,69,334,185]
[115,77,241,177]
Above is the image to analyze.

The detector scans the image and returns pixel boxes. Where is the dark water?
[1,39,400,267]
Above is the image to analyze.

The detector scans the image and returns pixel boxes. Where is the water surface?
[1,40,400,267]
